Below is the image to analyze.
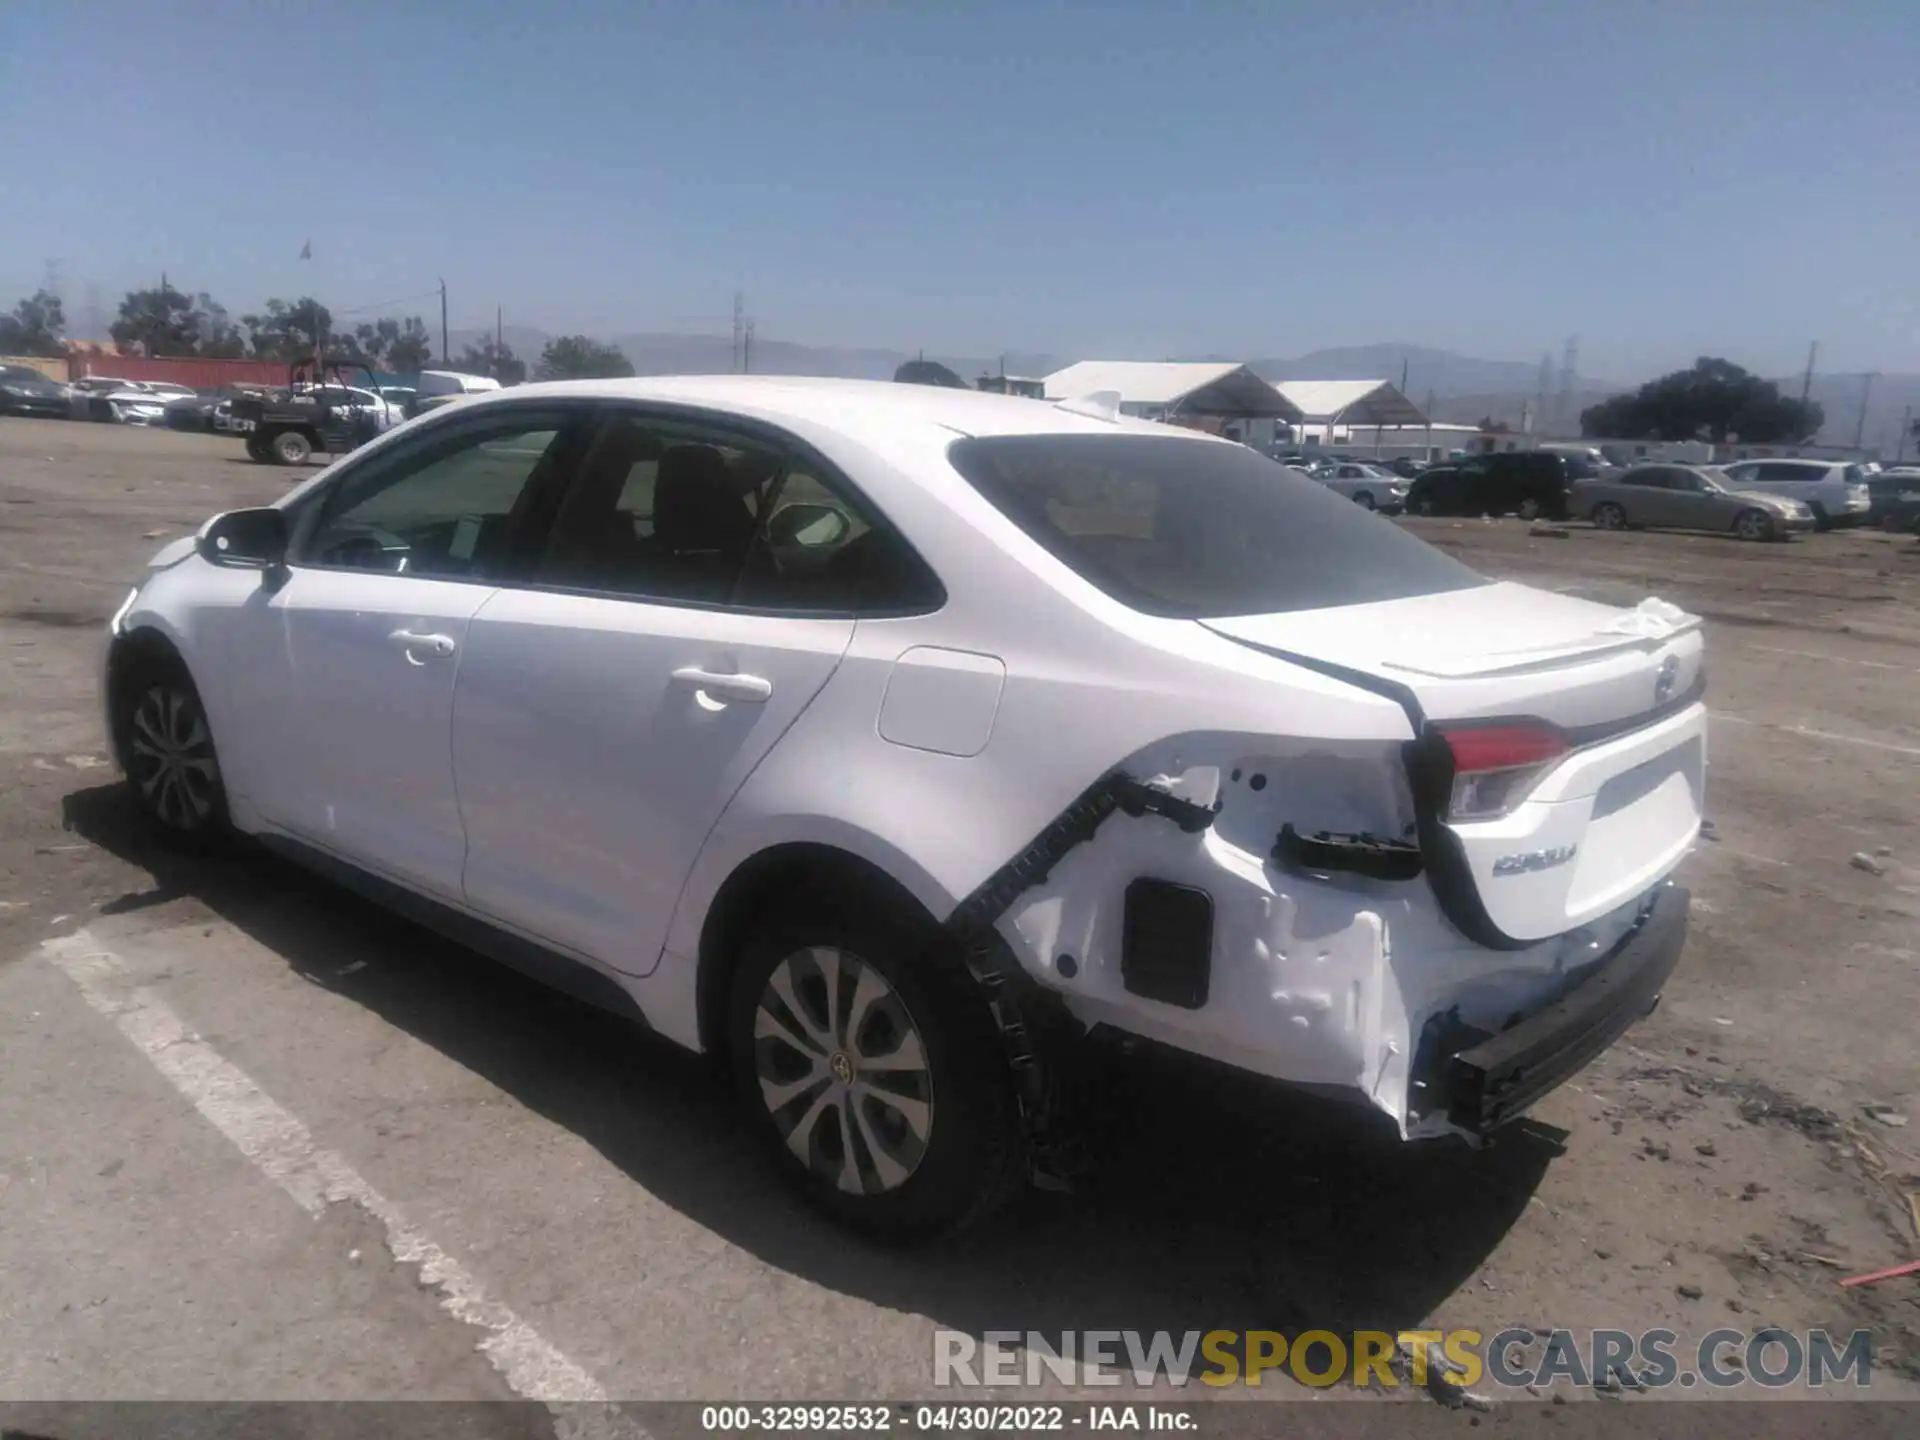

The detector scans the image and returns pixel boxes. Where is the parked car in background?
[1574,463,1812,541]
[69,377,133,420]
[213,390,265,434]
[378,385,417,414]
[165,385,272,432]
[1312,460,1410,512]
[165,392,217,431]
[408,369,502,417]
[1385,456,1427,479]
[1404,451,1573,520]
[101,376,1703,1238]
[1715,459,1872,530]
[1539,442,1611,476]
[1865,467,1920,529]
[0,364,71,418]
[310,385,405,432]
[71,379,195,425]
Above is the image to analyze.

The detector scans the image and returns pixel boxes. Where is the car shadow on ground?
[61,781,1560,1370]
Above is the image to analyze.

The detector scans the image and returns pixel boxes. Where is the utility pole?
[1400,356,1409,394]
[1897,404,1912,464]
[1423,388,1436,459]
[1800,342,1817,404]
[1853,372,1876,451]
[743,319,755,374]
[731,291,744,373]
[439,279,449,367]
[1555,335,1579,438]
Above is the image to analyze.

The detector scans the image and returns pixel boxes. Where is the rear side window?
[946,434,1485,619]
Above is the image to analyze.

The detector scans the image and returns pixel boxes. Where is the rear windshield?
[946,434,1486,619]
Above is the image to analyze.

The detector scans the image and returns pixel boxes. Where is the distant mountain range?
[446,328,1918,457]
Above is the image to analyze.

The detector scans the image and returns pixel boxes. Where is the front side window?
[947,434,1485,619]
[299,413,574,579]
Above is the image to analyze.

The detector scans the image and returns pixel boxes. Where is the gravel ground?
[1,418,1916,1423]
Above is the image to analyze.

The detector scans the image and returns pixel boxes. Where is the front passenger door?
[238,406,592,898]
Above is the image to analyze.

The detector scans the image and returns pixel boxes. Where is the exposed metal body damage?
[972,739,1676,1143]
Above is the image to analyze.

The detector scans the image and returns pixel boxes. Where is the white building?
[1041,361,1302,438]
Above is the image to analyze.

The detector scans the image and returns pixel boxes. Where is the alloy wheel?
[126,682,220,831]
[1735,509,1771,541]
[752,945,934,1196]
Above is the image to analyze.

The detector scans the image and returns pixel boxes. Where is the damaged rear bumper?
[1421,883,1687,1136]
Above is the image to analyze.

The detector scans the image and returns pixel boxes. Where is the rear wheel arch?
[694,842,951,1061]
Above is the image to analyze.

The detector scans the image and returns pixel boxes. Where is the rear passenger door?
[450,407,940,977]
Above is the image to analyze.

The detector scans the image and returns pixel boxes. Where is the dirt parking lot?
[2,418,1918,1421]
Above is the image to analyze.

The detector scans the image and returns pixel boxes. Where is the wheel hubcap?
[753,946,934,1196]
[127,684,218,830]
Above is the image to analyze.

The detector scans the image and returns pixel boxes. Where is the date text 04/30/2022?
[701,1405,1196,1432]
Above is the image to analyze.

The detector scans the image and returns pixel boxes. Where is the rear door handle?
[389,628,457,661]
[671,666,772,704]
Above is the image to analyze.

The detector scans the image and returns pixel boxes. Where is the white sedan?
[102,377,1705,1238]
[1305,460,1411,512]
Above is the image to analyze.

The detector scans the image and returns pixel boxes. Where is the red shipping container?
[67,353,290,389]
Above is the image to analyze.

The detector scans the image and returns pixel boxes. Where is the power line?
[331,286,446,319]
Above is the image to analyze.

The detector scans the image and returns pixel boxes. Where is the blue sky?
[2,0,1915,380]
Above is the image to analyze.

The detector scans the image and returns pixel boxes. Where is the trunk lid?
[1201,580,1707,946]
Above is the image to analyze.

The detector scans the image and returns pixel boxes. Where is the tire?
[1408,492,1435,516]
[244,433,272,462]
[1517,496,1543,521]
[727,896,1022,1242]
[273,429,314,466]
[1592,502,1627,530]
[1807,501,1831,532]
[1353,491,1376,510]
[1733,508,1775,542]
[113,649,229,851]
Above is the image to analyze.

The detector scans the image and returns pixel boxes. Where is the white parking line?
[1745,644,1907,672]
[42,929,628,1420]
[1714,712,1920,758]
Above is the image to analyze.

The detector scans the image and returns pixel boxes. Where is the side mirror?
[767,502,852,549]
[197,507,289,570]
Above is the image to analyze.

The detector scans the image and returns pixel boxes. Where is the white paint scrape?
[42,929,642,1432]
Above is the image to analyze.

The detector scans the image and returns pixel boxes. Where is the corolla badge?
[1655,655,1679,704]
[1493,845,1579,876]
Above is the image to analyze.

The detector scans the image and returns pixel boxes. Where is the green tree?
[893,358,967,388]
[241,297,334,361]
[347,316,434,372]
[0,289,66,356]
[110,284,238,357]
[534,334,634,381]
[1581,357,1824,443]
[455,337,526,385]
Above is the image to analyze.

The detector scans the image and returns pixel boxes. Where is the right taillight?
[1436,721,1569,822]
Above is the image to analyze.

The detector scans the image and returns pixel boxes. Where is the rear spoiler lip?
[1205,628,1705,951]
[1377,617,1705,680]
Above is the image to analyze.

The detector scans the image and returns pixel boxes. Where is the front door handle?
[671,666,773,704]
[389,628,457,662]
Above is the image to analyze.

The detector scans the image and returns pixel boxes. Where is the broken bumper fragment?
[1428,883,1687,1136]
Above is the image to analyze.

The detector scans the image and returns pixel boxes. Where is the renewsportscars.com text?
[934,1328,1874,1391]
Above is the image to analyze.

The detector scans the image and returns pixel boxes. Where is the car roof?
[452,374,1216,446]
